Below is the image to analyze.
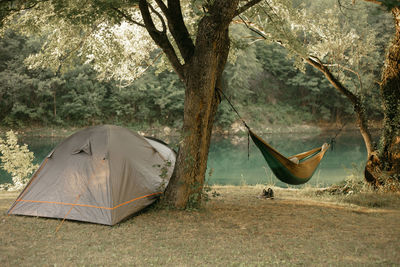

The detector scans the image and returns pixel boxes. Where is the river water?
[0,130,370,188]
[207,131,369,187]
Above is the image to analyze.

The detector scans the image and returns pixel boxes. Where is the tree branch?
[235,0,262,16]
[0,0,44,26]
[237,15,268,38]
[139,0,184,80]
[323,63,363,92]
[148,2,167,33]
[167,0,195,61]
[306,58,358,104]
[111,7,146,28]
[154,0,168,15]
[0,0,43,12]
[151,0,195,63]
[306,56,374,155]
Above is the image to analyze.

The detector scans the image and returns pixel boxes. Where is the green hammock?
[249,130,330,185]
[215,87,330,185]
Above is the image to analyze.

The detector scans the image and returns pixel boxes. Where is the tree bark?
[164,1,238,208]
[137,0,265,208]
[380,7,400,167]
[365,6,400,186]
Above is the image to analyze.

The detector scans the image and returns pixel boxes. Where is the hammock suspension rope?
[216,87,331,185]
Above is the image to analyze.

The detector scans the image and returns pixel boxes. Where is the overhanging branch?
[237,16,374,154]
[323,63,363,92]
[0,0,45,26]
[235,0,262,16]
[151,0,194,63]
[154,0,168,15]
[148,2,167,33]
[111,7,146,28]
[139,0,184,80]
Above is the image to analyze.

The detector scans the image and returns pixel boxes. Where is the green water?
[0,131,370,187]
[207,131,369,187]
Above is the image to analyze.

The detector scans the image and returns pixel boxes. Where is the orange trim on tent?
[15,192,162,210]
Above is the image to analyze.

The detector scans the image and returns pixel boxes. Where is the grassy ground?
[1,186,400,266]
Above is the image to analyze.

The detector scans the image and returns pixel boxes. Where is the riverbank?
[1,120,378,140]
[1,185,399,266]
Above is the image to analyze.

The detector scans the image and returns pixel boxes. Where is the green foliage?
[240,0,392,124]
[0,24,386,129]
[186,180,211,210]
[0,130,38,191]
[2,0,156,82]
[0,0,393,130]
[0,31,186,127]
[0,33,54,126]
[153,160,173,192]
[131,70,185,127]
[58,65,106,125]
[222,28,359,126]
[253,42,355,122]
[215,102,237,128]
[380,0,400,10]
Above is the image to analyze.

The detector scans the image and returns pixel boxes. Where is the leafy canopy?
[239,0,393,111]
[0,0,213,84]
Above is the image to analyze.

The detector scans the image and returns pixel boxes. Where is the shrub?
[0,130,37,191]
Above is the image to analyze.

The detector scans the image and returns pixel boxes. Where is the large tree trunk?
[380,7,400,169]
[164,39,229,207]
[137,0,261,207]
[365,7,400,186]
[163,2,239,208]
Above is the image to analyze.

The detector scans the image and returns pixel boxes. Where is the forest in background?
[0,1,393,131]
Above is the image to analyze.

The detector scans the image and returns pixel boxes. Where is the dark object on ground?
[267,188,274,199]
[259,188,274,199]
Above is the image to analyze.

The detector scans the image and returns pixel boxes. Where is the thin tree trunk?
[306,58,375,157]
[53,90,56,118]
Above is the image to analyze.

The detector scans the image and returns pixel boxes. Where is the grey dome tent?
[7,125,176,225]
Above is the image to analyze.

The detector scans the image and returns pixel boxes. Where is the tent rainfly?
[7,125,176,225]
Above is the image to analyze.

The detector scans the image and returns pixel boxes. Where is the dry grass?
[1,186,400,266]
